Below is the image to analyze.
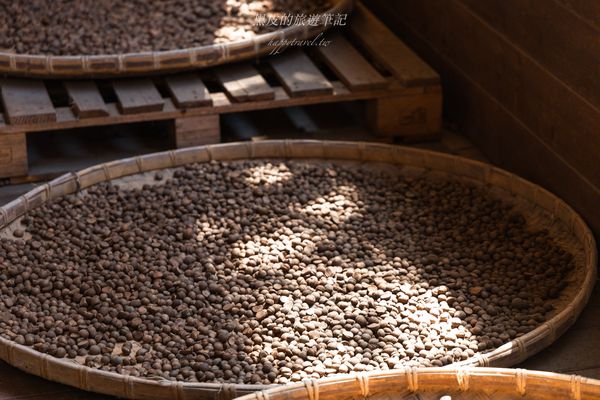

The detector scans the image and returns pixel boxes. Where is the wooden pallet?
[0,3,441,179]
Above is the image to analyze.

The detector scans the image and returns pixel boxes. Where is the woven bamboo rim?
[0,0,353,78]
[0,140,596,400]
[237,367,600,400]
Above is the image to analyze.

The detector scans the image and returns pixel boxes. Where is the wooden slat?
[0,79,57,125]
[112,79,164,115]
[349,2,439,87]
[165,74,213,108]
[64,81,109,119]
[215,64,274,102]
[270,51,334,97]
[316,33,388,91]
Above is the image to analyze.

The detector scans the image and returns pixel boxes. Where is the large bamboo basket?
[0,0,353,78]
[237,368,600,400]
[0,140,596,400]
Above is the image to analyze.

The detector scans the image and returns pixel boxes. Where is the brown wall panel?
[443,68,600,238]
[367,0,600,186]
[554,0,600,30]
[366,0,600,236]
[461,0,600,110]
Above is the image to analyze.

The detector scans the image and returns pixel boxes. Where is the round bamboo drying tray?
[237,367,600,400]
[0,0,353,78]
[0,140,596,400]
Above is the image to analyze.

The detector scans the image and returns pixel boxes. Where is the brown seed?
[131,317,143,329]
[89,345,101,355]
[469,287,483,296]
[20,333,34,346]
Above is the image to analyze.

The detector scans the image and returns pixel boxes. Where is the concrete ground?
[0,104,598,398]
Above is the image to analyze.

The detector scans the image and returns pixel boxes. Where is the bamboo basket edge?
[0,139,596,399]
[0,0,354,78]
[235,367,600,400]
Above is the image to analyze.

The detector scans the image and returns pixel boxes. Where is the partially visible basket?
[0,0,353,78]
[239,368,600,400]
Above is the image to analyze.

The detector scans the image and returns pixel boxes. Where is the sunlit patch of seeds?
[0,160,573,384]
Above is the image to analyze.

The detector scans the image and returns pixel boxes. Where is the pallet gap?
[45,80,70,108]
[254,59,282,88]
[305,47,345,84]
[255,62,283,88]
[0,88,5,116]
[152,77,171,99]
[26,121,174,178]
[341,30,393,78]
[223,100,376,143]
[199,71,225,94]
[95,80,119,103]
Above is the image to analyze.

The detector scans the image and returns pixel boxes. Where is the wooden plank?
[349,2,439,87]
[173,115,220,148]
[270,50,334,97]
[0,132,28,178]
[0,79,56,125]
[215,64,274,102]
[112,79,164,115]
[369,0,600,186]
[64,81,109,119]
[0,83,428,135]
[164,74,213,108]
[316,33,388,91]
[460,0,600,111]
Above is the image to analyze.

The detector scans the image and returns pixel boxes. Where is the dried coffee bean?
[131,317,143,329]
[24,334,35,346]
